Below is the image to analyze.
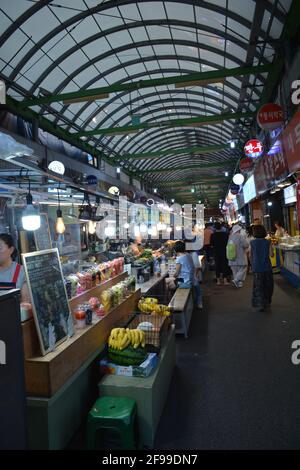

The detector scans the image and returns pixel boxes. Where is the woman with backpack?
[227,224,249,288]
[250,225,274,312]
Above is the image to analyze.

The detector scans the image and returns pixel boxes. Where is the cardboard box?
[100,352,158,378]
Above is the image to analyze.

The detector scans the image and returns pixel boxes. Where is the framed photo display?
[22,249,73,355]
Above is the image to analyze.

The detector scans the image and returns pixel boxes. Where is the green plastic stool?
[86,396,138,450]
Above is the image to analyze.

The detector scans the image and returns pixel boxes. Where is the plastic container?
[74,307,86,329]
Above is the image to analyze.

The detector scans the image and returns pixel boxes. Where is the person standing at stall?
[250,225,274,312]
[0,233,30,301]
[274,221,286,239]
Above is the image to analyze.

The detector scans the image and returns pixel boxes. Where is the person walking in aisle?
[203,223,213,266]
[250,225,274,312]
[227,224,249,288]
[211,222,230,285]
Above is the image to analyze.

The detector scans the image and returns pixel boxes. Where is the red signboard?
[239,157,253,172]
[281,107,300,174]
[244,139,263,159]
[257,103,284,130]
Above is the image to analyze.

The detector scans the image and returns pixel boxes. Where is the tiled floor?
[154,273,300,449]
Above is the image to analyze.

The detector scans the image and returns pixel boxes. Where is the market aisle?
[154,273,300,450]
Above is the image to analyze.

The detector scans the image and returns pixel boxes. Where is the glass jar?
[74,306,86,329]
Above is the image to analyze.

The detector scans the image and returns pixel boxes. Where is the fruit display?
[108,327,146,350]
[138,297,171,316]
[100,276,136,313]
[107,345,147,366]
[64,257,124,298]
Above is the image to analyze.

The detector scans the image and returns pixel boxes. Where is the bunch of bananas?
[138,297,171,316]
[151,304,171,317]
[138,297,158,313]
[108,327,145,350]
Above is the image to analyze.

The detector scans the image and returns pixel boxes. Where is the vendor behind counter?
[0,233,30,302]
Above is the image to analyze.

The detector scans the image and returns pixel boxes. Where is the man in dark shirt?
[211,222,230,285]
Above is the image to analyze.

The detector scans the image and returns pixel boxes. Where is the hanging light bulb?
[233,173,244,185]
[148,226,157,236]
[104,225,116,237]
[134,225,140,237]
[140,222,148,233]
[21,185,41,231]
[55,186,65,234]
[56,209,65,234]
[166,226,172,233]
[88,220,96,235]
[124,222,130,229]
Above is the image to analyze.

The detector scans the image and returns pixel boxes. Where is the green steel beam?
[157,177,229,187]
[118,143,230,160]
[135,161,235,174]
[76,111,255,136]
[21,64,273,108]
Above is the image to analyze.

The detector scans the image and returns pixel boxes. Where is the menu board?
[22,249,73,356]
[33,213,52,251]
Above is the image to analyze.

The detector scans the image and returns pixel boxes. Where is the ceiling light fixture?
[21,180,41,231]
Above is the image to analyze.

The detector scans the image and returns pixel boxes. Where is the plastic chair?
[86,396,138,450]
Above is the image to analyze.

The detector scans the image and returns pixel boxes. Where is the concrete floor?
[154,273,300,450]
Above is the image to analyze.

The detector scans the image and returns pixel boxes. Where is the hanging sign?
[87,174,98,186]
[244,139,263,159]
[257,103,284,130]
[239,157,253,172]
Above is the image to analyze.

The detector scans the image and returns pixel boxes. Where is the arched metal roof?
[0,0,296,205]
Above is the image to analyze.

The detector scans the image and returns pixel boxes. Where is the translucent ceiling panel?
[122,63,146,77]
[139,2,167,20]
[1,1,28,21]
[170,27,197,42]
[198,50,224,66]
[166,3,194,22]
[178,60,201,71]
[118,3,141,21]
[227,19,251,41]
[22,54,54,85]
[21,9,60,42]
[41,68,68,92]
[83,40,112,60]
[146,25,172,41]
[107,30,133,48]
[70,17,101,43]
[48,0,88,20]
[0,14,13,36]
[0,29,32,67]
[61,50,89,75]
[96,8,124,29]
[228,0,255,21]
[129,26,150,43]
[15,75,33,90]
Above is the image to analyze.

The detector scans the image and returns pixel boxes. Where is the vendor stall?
[276,237,300,288]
